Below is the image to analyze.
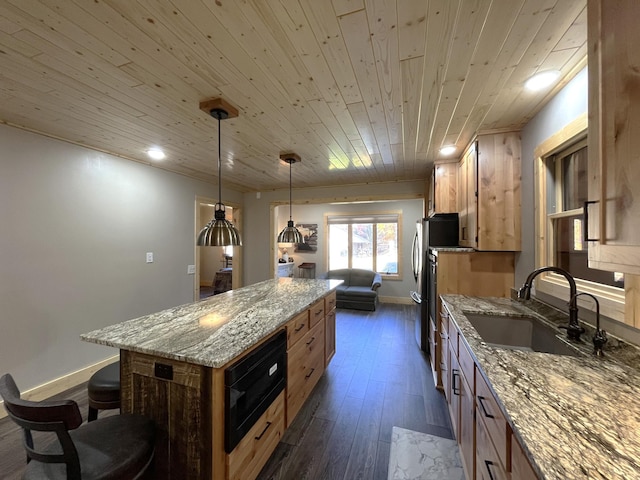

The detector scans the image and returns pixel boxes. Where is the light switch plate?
[146,252,153,263]
[187,264,196,274]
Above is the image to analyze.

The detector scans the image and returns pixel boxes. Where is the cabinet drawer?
[309,299,325,327]
[475,367,507,468]
[324,291,337,312]
[227,391,285,480]
[287,321,325,425]
[286,310,309,349]
[475,407,508,480]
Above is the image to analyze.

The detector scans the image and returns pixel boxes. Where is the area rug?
[388,427,464,480]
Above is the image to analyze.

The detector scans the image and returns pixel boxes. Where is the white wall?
[517,67,588,286]
[0,125,242,391]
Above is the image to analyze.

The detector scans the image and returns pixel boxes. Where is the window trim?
[534,113,625,322]
[325,211,402,279]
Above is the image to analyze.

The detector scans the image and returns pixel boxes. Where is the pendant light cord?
[289,160,293,221]
[218,114,222,208]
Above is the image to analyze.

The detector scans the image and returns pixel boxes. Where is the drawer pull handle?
[478,396,495,419]
[484,460,496,480]
[305,368,316,379]
[439,332,448,340]
[306,336,316,345]
[254,421,272,440]
[315,309,323,316]
[294,323,305,332]
[452,370,460,395]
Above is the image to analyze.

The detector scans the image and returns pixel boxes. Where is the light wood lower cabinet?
[286,316,325,426]
[226,392,285,480]
[475,367,508,469]
[325,291,337,366]
[475,411,508,480]
[448,345,461,439]
[458,342,475,480]
[442,301,541,480]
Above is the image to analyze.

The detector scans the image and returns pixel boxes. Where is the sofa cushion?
[327,269,351,284]
[341,286,377,299]
[348,269,376,287]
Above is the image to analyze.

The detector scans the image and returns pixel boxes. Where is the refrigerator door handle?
[410,291,421,304]
[411,229,419,282]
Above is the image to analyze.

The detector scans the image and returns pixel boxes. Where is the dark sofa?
[320,268,382,311]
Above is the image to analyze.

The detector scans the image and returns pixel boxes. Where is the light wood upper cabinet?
[458,133,521,251]
[458,143,477,247]
[433,162,459,214]
[587,0,640,275]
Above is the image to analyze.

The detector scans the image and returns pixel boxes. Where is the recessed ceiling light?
[439,145,457,156]
[525,70,561,91]
[147,148,166,160]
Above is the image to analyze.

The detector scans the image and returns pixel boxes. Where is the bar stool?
[298,262,316,279]
[87,361,121,422]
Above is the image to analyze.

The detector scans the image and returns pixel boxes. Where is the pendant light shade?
[197,99,242,247]
[278,154,305,245]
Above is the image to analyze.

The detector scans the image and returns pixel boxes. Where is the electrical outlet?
[187,265,196,274]
[146,252,153,263]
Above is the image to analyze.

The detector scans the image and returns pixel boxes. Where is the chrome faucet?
[572,292,607,356]
[518,267,585,342]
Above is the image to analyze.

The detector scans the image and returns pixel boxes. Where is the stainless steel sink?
[464,313,581,357]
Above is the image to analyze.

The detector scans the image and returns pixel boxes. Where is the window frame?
[325,212,402,279]
[534,114,624,322]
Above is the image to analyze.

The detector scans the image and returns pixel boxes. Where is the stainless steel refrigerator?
[410,213,459,353]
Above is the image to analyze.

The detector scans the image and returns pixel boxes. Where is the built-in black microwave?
[224,330,287,453]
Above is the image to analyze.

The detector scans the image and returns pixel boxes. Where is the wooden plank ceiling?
[0,0,586,192]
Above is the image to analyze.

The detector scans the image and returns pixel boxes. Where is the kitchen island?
[441,294,640,480]
[81,277,341,480]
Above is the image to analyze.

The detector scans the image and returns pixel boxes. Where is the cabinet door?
[434,162,458,213]
[458,142,477,248]
[476,133,521,251]
[458,343,475,480]
[587,0,640,274]
[325,309,336,366]
[448,345,461,439]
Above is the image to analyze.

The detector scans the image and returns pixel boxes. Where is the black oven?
[224,330,287,453]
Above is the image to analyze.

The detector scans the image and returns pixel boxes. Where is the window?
[545,139,623,288]
[327,214,400,276]
[534,115,625,323]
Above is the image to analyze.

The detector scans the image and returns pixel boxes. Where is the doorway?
[194,196,243,300]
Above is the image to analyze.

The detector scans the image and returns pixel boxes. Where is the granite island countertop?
[441,294,640,479]
[81,278,342,368]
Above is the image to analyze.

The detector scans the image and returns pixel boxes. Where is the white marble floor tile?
[388,427,464,480]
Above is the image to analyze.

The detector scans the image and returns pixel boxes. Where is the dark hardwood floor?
[0,303,452,480]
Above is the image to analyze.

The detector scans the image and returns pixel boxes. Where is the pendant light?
[277,153,305,244]
[197,98,242,247]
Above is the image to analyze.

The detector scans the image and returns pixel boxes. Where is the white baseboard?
[0,355,119,419]
[379,296,414,305]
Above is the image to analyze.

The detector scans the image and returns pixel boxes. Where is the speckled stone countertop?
[441,294,640,480]
[81,278,341,368]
